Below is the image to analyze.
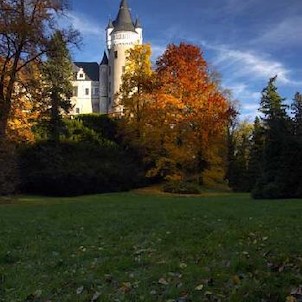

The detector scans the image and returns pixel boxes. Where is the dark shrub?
[162,181,201,194]
[18,141,145,196]
[76,114,119,143]
[0,142,19,195]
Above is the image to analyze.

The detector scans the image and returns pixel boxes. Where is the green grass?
[0,192,301,302]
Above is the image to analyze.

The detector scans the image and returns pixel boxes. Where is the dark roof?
[73,62,99,81]
[107,19,114,29]
[100,52,108,65]
[112,0,136,33]
[134,18,142,28]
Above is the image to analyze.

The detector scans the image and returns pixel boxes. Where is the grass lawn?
[0,192,302,302]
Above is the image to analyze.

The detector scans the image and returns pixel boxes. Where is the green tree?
[0,0,77,142]
[292,92,302,136]
[252,76,292,198]
[227,119,253,192]
[248,116,264,191]
[290,92,302,196]
[42,31,74,142]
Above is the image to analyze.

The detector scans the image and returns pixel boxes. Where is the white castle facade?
[71,0,143,115]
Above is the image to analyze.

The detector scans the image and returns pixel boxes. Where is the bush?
[162,181,201,194]
[252,181,286,199]
[76,114,119,142]
[0,142,19,195]
[18,141,146,196]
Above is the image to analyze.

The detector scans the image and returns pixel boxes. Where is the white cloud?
[225,82,260,117]
[212,46,292,84]
[62,11,104,36]
[253,16,302,48]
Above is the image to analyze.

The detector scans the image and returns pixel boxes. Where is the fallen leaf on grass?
[232,275,241,285]
[291,285,302,296]
[120,282,132,293]
[158,277,169,285]
[91,291,101,302]
[195,284,204,291]
[286,297,297,302]
[76,286,84,295]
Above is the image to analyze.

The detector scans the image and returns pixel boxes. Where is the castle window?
[109,97,111,104]
[76,108,80,114]
[114,51,118,59]
[79,73,84,79]
[108,82,111,93]
[94,88,99,95]
[85,88,89,95]
[73,86,78,96]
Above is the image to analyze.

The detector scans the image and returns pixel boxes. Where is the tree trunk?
[0,96,10,142]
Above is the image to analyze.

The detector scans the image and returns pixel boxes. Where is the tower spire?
[120,0,129,8]
[112,0,135,32]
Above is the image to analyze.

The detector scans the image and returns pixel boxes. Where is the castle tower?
[105,0,143,114]
[99,52,109,113]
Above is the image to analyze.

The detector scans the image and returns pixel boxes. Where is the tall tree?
[118,43,154,147]
[149,43,231,183]
[292,92,302,136]
[248,116,264,191]
[42,31,74,142]
[0,0,77,142]
[252,76,292,198]
[290,92,302,196]
[227,119,253,192]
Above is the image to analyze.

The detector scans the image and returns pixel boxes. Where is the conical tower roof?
[100,51,108,65]
[134,17,142,28]
[107,19,114,29]
[112,0,135,33]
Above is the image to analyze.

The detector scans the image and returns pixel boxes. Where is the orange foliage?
[119,42,232,183]
[6,62,41,143]
[144,43,230,181]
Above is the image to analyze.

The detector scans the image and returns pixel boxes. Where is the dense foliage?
[42,31,74,142]
[1,21,301,198]
[119,43,231,187]
[227,77,302,198]
[18,115,146,196]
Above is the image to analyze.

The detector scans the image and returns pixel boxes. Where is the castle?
[71,0,143,115]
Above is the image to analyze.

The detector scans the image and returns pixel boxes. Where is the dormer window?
[79,73,84,79]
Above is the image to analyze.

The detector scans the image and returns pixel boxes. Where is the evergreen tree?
[252,76,292,198]
[290,92,302,196]
[248,116,264,191]
[42,31,74,142]
[292,92,302,136]
[226,114,254,192]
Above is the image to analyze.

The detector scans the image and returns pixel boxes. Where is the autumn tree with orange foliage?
[119,42,232,184]
[5,61,42,143]
[149,43,231,183]
[0,0,78,142]
[0,0,78,194]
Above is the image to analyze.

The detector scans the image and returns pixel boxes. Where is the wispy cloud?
[252,16,302,48]
[212,48,291,84]
[62,11,104,36]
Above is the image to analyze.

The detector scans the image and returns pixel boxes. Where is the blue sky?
[65,0,302,120]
